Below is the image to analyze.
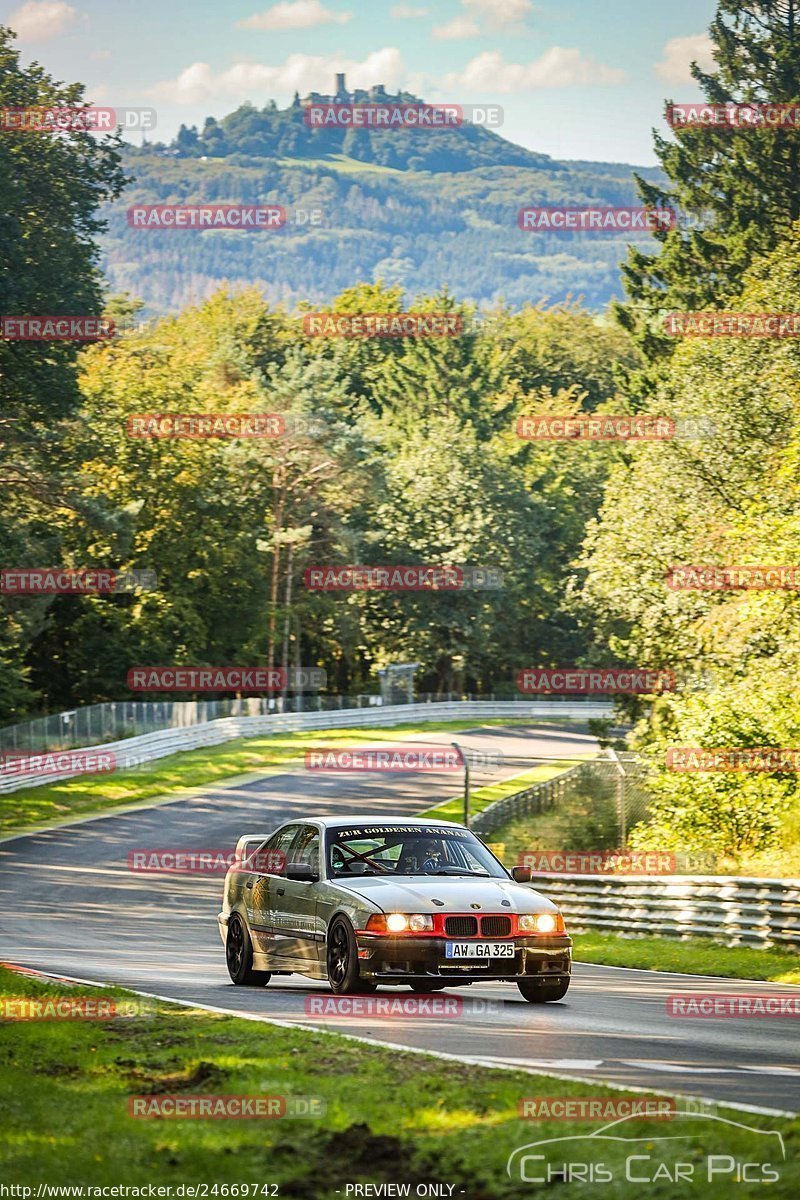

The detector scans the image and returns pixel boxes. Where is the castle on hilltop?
[297,74,416,108]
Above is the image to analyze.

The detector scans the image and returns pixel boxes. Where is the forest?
[3,0,800,870]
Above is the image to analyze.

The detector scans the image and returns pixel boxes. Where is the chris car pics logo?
[507,1112,785,1185]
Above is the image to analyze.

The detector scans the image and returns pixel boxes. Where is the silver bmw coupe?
[218,816,571,1001]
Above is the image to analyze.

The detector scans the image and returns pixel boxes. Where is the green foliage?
[618,0,800,373]
[159,96,557,171]
[105,134,665,315]
[580,229,800,862]
[2,282,635,718]
[0,25,127,718]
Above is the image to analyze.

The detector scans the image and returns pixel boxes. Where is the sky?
[1,0,719,164]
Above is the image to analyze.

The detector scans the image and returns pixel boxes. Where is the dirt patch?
[122,1059,225,1095]
[268,1122,473,1200]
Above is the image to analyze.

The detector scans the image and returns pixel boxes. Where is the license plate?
[445,941,515,959]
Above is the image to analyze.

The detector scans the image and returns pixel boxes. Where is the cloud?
[151,48,406,106]
[390,4,429,16]
[237,1,352,31]
[433,16,480,40]
[443,47,625,92]
[9,0,77,40]
[463,0,533,26]
[654,33,715,84]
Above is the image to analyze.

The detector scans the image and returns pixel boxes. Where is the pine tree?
[617,0,800,379]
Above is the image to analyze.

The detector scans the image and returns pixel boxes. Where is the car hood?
[329,874,559,915]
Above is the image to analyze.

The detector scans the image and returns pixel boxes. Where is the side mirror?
[285,862,319,883]
[511,866,532,884]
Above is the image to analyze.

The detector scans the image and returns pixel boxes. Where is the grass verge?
[0,966,796,1196]
[0,718,568,839]
[573,932,800,985]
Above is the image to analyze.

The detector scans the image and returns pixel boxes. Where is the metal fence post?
[605,747,627,847]
[451,742,470,828]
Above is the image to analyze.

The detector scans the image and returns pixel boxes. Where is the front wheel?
[517,977,570,1003]
[327,918,375,994]
[226,914,271,986]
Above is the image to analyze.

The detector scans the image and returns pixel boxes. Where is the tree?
[0,25,127,720]
[176,124,199,154]
[618,0,800,375]
[580,230,800,866]
[359,413,549,693]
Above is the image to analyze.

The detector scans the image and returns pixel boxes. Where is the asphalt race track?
[0,723,797,1115]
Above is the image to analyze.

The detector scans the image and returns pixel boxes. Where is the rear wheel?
[517,977,570,1003]
[327,918,375,994]
[226,914,271,986]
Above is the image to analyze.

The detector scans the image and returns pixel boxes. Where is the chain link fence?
[0,696,380,755]
[473,751,654,851]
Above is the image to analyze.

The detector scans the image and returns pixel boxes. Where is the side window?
[255,825,298,877]
[288,825,320,874]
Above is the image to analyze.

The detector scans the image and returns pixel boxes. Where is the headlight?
[372,913,435,933]
[519,912,558,933]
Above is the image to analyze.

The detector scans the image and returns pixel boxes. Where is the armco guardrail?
[535,873,800,949]
[473,762,800,948]
[0,693,611,755]
[0,699,611,794]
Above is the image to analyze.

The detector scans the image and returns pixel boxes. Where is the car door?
[246,823,300,962]
[271,823,323,971]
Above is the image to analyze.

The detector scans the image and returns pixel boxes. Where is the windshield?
[325,823,508,879]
